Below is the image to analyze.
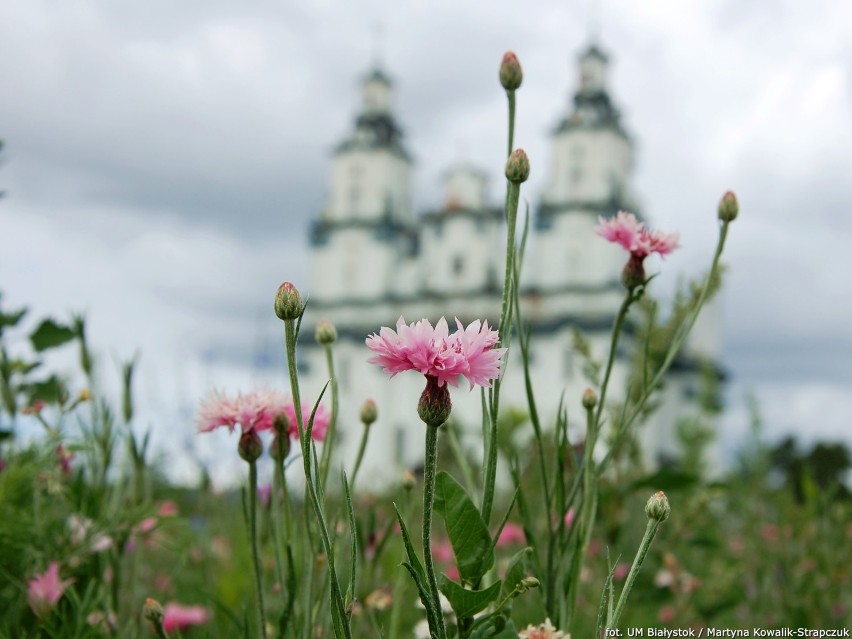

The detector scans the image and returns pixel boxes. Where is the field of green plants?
[1,52,849,639]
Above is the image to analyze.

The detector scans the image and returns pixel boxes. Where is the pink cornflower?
[366,317,505,390]
[595,211,679,258]
[496,522,525,547]
[162,603,210,633]
[28,563,73,617]
[56,444,74,475]
[196,390,327,442]
[283,401,330,441]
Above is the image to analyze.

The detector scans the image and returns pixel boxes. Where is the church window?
[349,186,361,210]
[452,256,464,276]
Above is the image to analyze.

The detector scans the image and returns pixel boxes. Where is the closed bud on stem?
[582,388,597,410]
[238,430,263,463]
[645,490,671,522]
[718,190,739,222]
[269,434,290,461]
[417,376,451,428]
[520,576,540,591]
[505,148,530,184]
[315,319,337,345]
[143,597,164,625]
[621,254,646,290]
[360,399,378,426]
[499,51,523,91]
[274,281,303,321]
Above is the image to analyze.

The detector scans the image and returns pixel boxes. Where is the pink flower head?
[157,500,179,517]
[284,401,330,442]
[366,317,505,389]
[595,211,679,259]
[56,444,74,475]
[162,603,210,633]
[197,389,327,441]
[28,563,73,617]
[496,522,526,548]
[563,507,575,529]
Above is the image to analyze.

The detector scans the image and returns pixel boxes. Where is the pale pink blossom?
[197,389,327,441]
[595,211,679,258]
[495,522,525,547]
[366,317,505,389]
[56,444,74,475]
[613,562,631,581]
[162,603,210,633]
[563,507,575,529]
[258,484,272,508]
[157,500,179,517]
[518,618,567,639]
[28,563,73,617]
[283,401,330,441]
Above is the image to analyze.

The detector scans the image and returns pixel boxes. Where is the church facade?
[298,45,721,484]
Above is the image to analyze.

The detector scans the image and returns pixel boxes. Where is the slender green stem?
[319,343,338,491]
[610,519,661,628]
[349,422,370,492]
[423,424,447,639]
[248,460,269,639]
[506,89,515,158]
[283,320,352,639]
[593,292,634,432]
[598,221,731,473]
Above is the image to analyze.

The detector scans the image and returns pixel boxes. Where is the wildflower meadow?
[1,51,850,639]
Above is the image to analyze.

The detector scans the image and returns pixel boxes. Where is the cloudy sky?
[2,0,851,482]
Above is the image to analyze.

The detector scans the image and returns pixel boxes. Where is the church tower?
[309,67,414,303]
[531,44,636,294]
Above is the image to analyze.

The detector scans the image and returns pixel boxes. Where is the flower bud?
[238,430,263,463]
[315,319,337,345]
[274,281,303,321]
[78,388,92,402]
[520,576,540,590]
[645,490,671,522]
[269,434,291,461]
[505,149,530,184]
[718,190,738,222]
[417,376,451,428]
[620,253,645,290]
[499,51,523,91]
[582,388,597,410]
[143,597,164,626]
[360,399,378,426]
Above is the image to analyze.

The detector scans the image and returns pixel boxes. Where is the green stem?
[423,424,447,639]
[610,519,661,628]
[598,221,731,473]
[506,89,515,158]
[248,460,269,639]
[283,320,352,639]
[319,343,338,491]
[349,422,371,492]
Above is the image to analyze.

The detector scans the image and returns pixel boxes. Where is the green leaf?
[23,375,66,405]
[394,503,439,631]
[470,614,517,639]
[438,574,501,619]
[29,319,76,352]
[0,307,27,334]
[433,471,494,584]
[500,546,532,603]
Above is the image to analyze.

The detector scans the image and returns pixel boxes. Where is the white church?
[298,43,722,484]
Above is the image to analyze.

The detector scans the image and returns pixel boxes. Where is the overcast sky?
[2,0,851,482]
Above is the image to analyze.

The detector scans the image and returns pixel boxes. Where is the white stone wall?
[421,215,502,295]
[327,150,411,222]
